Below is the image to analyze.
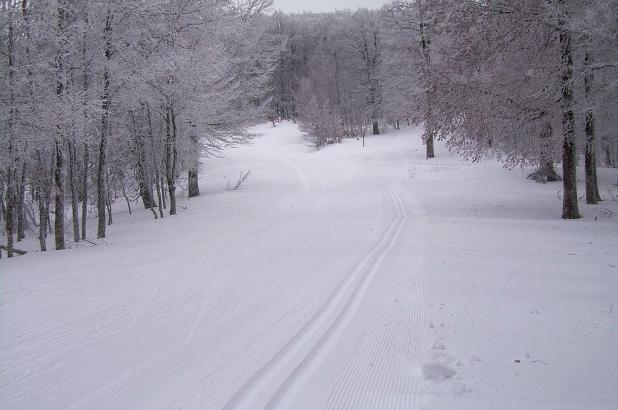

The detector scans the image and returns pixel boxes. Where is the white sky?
[272,0,386,13]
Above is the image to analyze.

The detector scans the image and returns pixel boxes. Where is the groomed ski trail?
[222,187,409,410]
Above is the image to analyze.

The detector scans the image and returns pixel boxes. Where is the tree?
[349,9,384,136]
[0,0,275,252]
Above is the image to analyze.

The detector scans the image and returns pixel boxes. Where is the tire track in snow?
[222,187,407,410]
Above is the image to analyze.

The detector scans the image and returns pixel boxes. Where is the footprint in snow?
[422,362,456,380]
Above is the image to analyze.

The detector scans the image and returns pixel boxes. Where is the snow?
[1,122,617,410]
[422,362,456,381]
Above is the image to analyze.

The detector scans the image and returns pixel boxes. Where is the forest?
[1,0,617,257]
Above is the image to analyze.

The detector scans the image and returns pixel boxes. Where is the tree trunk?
[584,51,601,204]
[106,168,112,225]
[38,191,48,252]
[82,144,88,239]
[68,140,80,242]
[81,14,89,240]
[188,170,199,198]
[5,176,15,258]
[47,192,53,234]
[137,155,154,208]
[52,0,67,250]
[150,117,164,219]
[154,166,164,219]
[372,121,380,135]
[97,11,112,238]
[420,19,435,160]
[4,6,16,257]
[188,134,200,198]
[558,5,580,219]
[585,112,601,204]
[133,110,154,209]
[425,128,435,159]
[54,140,66,250]
[528,121,561,183]
[35,151,50,251]
[165,106,177,215]
[160,174,167,210]
[562,133,579,219]
[16,159,27,241]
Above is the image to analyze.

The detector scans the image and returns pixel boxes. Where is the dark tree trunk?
[188,134,200,198]
[81,144,88,239]
[106,168,112,225]
[420,19,435,160]
[188,170,199,198]
[426,129,435,159]
[585,112,601,204]
[151,121,164,219]
[53,0,67,250]
[603,145,614,168]
[97,11,112,238]
[160,174,167,210]
[47,189,53,235]
[583,51,601,204]
[35,151,50,251]
[5,175,15,258]
[154,166,164,219]
[562,133,579,219]
[38,191,48,252]
[97,132,107,237]
[372,121,380,135]
[164,106,177,215]
[81,14,89,240]
[54,140,66,250]
[68,140,80,242]
[528,121,561,183]
[558,6,580,219]
[133,110,154,209]
[5,8,16,257]
[16,159,27,241]
[136,156,154,208]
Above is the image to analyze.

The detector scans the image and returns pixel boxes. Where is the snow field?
[1,122,617,409]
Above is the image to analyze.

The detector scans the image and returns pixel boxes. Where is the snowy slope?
[1,122,617,410]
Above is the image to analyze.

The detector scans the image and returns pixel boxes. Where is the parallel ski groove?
[325,187,427,410]
[222,187,406,410]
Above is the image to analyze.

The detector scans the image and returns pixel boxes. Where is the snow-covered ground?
[1,122,617,410]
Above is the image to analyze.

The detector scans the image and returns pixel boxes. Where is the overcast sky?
[272,0,386,13]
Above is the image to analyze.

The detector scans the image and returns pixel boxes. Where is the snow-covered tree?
[0,0,276,255]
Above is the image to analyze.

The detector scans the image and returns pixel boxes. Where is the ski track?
[168,257,358,410]
[325,185,428,410]
[284,159,321,213]
[59,159,334,410]
[1,125,433,409]
[221,186,408,410]
[0,154,322,402]
[3,123,617,410]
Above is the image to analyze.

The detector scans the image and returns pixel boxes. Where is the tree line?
[265,0,617,218]
[2,0,617,257]
[1,0,277,257]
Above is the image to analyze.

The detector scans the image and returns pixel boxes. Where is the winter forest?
[2,0,617,256]
[1,0,617,409]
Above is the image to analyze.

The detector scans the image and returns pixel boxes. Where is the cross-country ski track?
[1,122,617,410]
